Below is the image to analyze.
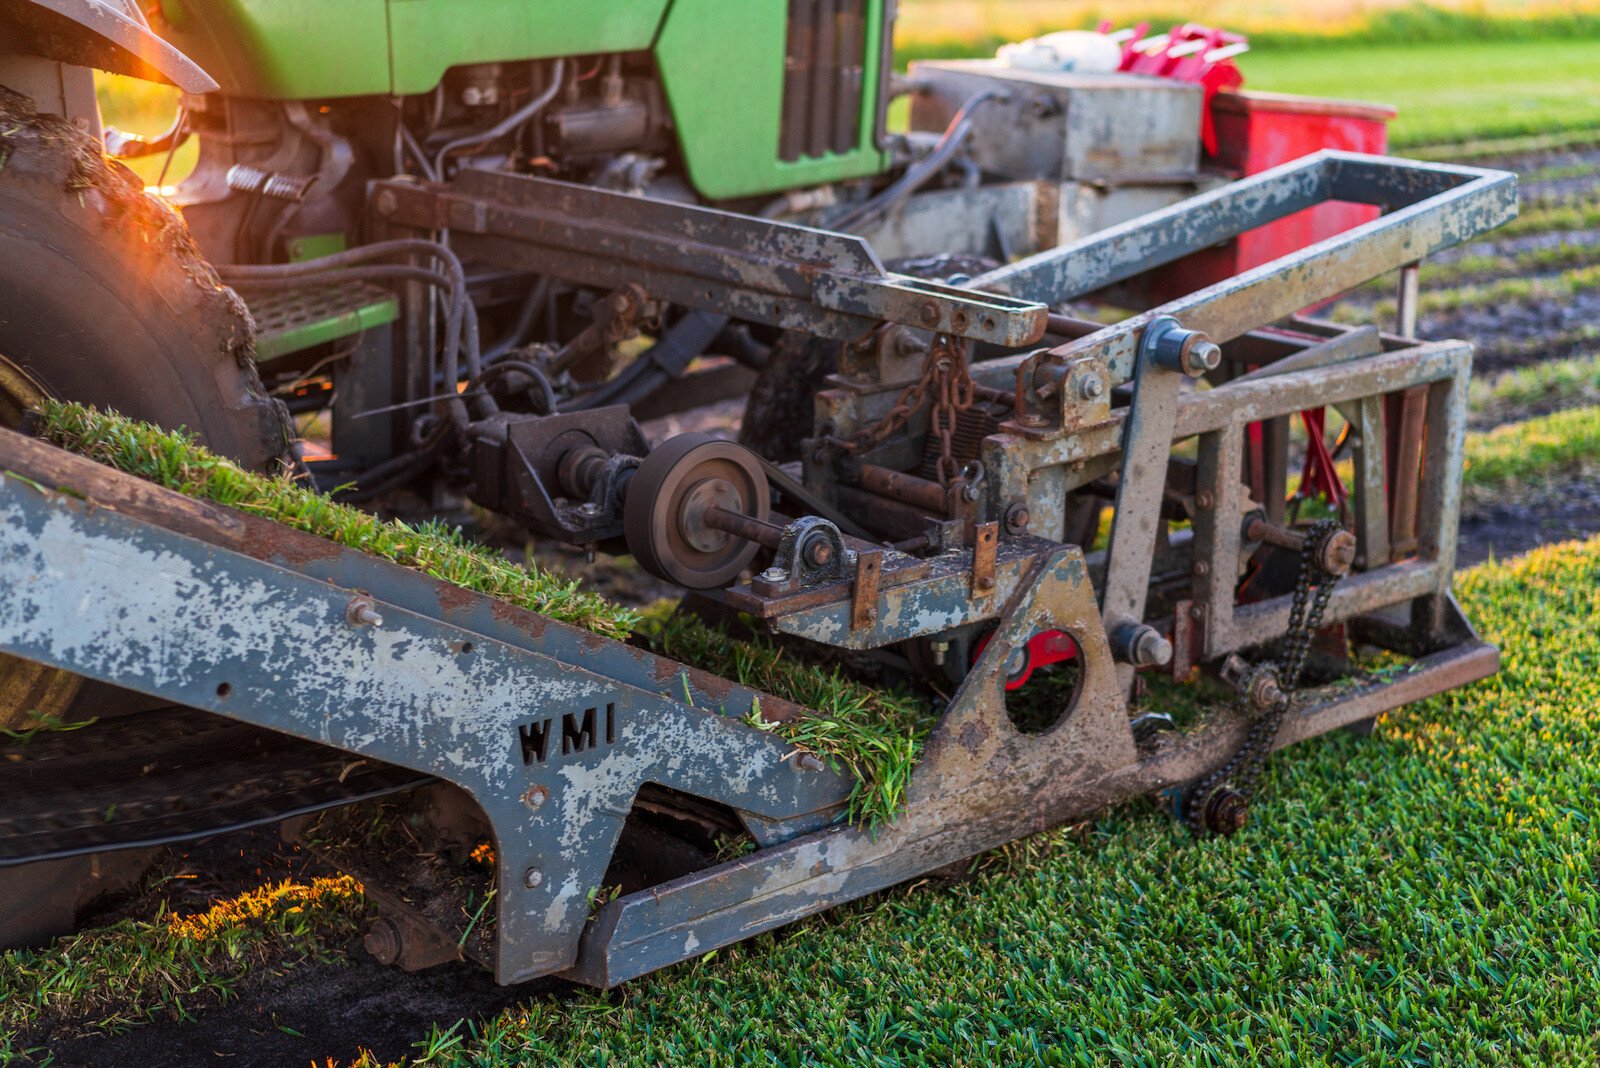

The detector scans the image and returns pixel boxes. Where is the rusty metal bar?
[856,463,948,513]
[371,170,1048,347]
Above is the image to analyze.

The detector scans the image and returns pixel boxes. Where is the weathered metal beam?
[371,170,1049,348]
[0,431,855,983]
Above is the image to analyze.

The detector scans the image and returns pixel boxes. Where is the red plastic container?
[1146,90,1396,298]
[1211,90,1397,271]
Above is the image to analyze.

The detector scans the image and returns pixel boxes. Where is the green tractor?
[0,2,1514,981]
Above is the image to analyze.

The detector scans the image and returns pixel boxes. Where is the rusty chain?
[828,332,976,485]
[1185,518,1344,835]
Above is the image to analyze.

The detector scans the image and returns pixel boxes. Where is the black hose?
[433,60,566,177]
[571,310,727,411]
[830,89,1008,233]
[471,359,559,415]
[219,240,482,423]
[484,277,553,363]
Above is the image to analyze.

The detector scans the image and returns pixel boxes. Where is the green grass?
[399,536,1600,1065]
[0,876,368,1051]
[1461,404,1600,504]
[1470,346,1600,427]
[1241,37,1600,150]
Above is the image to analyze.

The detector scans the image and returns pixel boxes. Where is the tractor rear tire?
[0,90,292,735]
[0,88,290,469]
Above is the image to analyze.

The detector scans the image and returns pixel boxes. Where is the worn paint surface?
[0,473,852,982]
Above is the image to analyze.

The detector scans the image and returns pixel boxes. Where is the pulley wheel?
[624,433,770,589]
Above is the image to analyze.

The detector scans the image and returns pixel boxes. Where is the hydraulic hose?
[571,310,728,411]
[830,89,1009,233]
[432,60,566,177]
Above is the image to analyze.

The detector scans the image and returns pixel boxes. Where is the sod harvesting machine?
[0,2,1514,984]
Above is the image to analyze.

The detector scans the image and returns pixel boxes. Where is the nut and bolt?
[1194,489,1214,511]
[760,566,788,583]
[363,918,402,966]
[1200,787,1250,836]
[1003,502,1031,535]
[1181,338,1223,377]
[961,483,982,502]
[919,300,941,326]
[523,867,544,889]
[1244,669,1286,713]
[346,597,384,627]
[1112,622,1172,668]
[1078,375,1105,400]
[373,189,399,218]
[1192,560,1210,577]
[1317,529,1358,577]
[577,501,603,519]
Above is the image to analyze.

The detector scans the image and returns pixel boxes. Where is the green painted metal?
[155,0,668,99]
[153,0,893,199]
[155,0,392,100]
[655,0,893,200]
[246,282,399,363]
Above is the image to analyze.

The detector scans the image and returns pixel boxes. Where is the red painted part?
[974,629,1080,691]
[1297,407,1348,507]
[1141,88,1396,304]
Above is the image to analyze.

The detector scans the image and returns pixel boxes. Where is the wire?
[830,89,1008,233]
[432,59,566,178]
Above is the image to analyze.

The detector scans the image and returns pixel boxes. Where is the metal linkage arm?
[371,171,1049,348]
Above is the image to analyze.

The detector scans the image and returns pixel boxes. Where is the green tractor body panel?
[155,0,668,98]
[655,0,892,200]
[153,0,892,200]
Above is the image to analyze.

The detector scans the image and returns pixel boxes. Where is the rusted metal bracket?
[851,550,883,629]
[970,522,998,598]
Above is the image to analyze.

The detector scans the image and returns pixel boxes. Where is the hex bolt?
[1078,375,1105,400]
[961,483,981,502]
[1111,622,1173,668]
[1003,502,1031,535]
[919,300,941,326]
[761,566,788,583]
[930,640,950,666]
[1182,338,1223,376]
[578,501,602,519]
[346,598,384,628]
[523,867,544,889]
[796,753,826,772]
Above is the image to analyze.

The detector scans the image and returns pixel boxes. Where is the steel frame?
[0,426,1497,986]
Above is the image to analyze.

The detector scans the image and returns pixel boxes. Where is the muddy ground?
[18,144,1600,1067]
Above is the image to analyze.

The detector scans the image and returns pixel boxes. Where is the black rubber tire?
[0,89,291,469]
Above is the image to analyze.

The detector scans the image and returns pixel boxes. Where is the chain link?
[828,333,976,485]
[1186,518,1344,833]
